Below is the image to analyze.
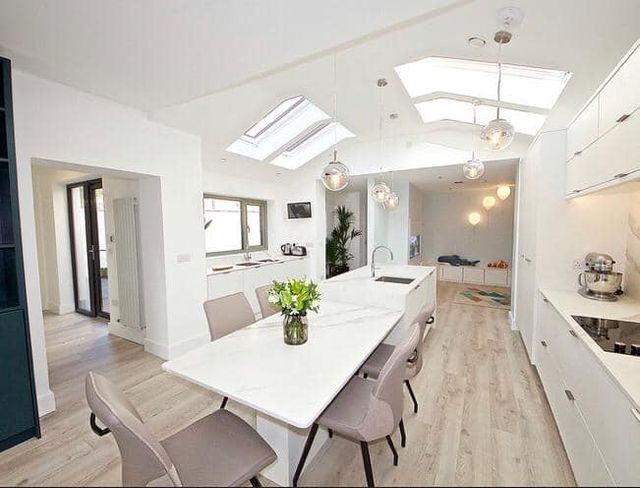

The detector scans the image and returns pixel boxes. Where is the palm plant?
[326,205,362,276]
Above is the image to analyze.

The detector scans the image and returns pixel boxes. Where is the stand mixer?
[578,252,623,302]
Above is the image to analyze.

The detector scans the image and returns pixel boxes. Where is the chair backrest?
[373,325,421,427]
[255,284,278,319]
[410,302,436,377]
[203,292,255,341]
[85,372,182,487]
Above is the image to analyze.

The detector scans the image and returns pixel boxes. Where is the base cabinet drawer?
[440,266,463,282]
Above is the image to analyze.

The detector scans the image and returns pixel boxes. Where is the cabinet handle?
[571,189,581,194]
[569,329,578,338]
[616,113,631,123]
[541,340,548,347]
[632,408,640,423]
[524,257,532,263]
[574,150,582,156]
[614,172,629,179]
[542,297,549,303]
[565,390,575,401]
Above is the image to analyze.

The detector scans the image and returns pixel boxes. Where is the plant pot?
[283,313,308,345]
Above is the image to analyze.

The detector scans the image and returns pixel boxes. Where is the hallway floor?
[0,283,575,486]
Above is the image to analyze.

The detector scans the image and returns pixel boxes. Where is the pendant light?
[384,171,399,210]
[463,100,485,180]
[482,195,497,210]
[481,30,515,151]
[371,78,391,203]
[321,53,350,191]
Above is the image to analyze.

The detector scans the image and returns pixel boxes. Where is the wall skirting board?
[508,311,517,331]
[108,322,145,345]
[37,389,56,417]
[144,333,210,360]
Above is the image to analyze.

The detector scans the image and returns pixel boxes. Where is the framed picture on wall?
[409,234,421,259]
[287,201,312,219]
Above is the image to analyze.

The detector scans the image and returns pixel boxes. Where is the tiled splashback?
[625,193,640,300]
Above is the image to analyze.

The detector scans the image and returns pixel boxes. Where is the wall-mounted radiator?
[113,197,143,330]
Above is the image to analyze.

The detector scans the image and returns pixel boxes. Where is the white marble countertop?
[321,264,435,295]
[540,288,640,409]
[162,300,403,428]
[207,254,307,276]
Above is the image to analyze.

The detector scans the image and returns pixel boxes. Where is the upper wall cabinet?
[566,41,640,197]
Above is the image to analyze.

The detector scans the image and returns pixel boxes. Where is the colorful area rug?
[454,286,511,310]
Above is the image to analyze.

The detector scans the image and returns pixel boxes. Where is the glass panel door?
[68,180,109,319]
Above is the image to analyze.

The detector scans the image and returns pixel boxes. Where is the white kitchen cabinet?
[565,40,640,197]
[207,269,244,300]
[440,265,463,282]
[484,268,509,286]
[599,43,640,135]
[567,97,599,161]
[537,296,638,486]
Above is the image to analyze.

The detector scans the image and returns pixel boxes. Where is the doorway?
[67,179,109,318]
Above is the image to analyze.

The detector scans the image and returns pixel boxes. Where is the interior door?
[68,179,109,318]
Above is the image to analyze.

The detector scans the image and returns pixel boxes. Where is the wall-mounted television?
[287,201,312,219]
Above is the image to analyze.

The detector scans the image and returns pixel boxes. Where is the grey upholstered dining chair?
[292,326,421,487]
[360,303,435,415]
[86,372,276,487]
[255,284,278,318]
[203,292,256,408]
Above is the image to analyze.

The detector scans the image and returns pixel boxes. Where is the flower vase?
[283,313,308,345]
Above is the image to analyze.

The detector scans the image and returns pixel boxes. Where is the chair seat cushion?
[161,409,276,487]
[318,376,376,441]
[359,343,394,378]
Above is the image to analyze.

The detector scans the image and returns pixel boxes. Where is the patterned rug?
[454,286,511,310]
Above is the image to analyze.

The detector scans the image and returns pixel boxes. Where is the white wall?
[408,184,425,265]
[13,70,205,416]
[326,189,366,269]
[626,193,640,300]
[421,187,516,267]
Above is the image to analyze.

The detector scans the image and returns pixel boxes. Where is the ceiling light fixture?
[467,36,487,48]
[497,185,512,200]
[322,53,350,191]
[481,29,515,151]
[468,212,481,226]
[463,100,485,180]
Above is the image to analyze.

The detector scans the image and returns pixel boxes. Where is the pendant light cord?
[378,79,386,176]
[496,42,503,119]
[332,52,338,161]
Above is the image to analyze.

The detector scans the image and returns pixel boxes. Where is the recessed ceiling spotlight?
[467,36,487,48]
[219,157,226,163]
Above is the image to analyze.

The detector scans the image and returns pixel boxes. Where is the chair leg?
[249,477,262,487]
[360,441,375,487]
[405,380,419,414]
[328,428,333,438]
[293,423,319,487]
[220,396,228,409]
[385,435,398,466]
[399,418,407,448]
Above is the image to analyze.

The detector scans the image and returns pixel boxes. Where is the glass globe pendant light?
[481,31,515,151]
[321,150,350,191]
[371,181,391,203]
[321,53,351,192]
[370,78,396,206]
[463,100,485,180]
[383,191,399,210]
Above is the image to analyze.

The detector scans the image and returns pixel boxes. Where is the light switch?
[177,253,192,263]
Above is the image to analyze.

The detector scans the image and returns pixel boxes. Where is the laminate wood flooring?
[0,282,575,486]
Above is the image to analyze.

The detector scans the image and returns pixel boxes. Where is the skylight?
[270,122,354,170]
[395,56,571,110]
[226,96,354,169]
[414,98,546,135]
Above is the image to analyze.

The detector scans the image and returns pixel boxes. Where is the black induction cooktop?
[572,315,640,356]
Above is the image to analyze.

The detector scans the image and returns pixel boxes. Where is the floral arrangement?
[267,278,321,316]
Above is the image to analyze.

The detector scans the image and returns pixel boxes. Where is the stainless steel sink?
[235,262,261,267]
[375,276,415,285]
[258,259,279,263]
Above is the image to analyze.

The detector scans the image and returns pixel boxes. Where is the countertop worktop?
[163,300,403,428]
[540,288,640,409]
[322,264,435,296]
[207,254,307,276]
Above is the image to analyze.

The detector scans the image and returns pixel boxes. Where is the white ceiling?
[2,0,639,185]
[0,0,459,111]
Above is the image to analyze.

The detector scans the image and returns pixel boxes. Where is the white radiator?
[113,197,143,330]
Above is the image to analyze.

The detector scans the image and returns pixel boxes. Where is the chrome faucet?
[243,226,252,262]
[371,245,393,277]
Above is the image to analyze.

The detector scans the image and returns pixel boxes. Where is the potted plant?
[267,278,321,345]
[325,205,362,278]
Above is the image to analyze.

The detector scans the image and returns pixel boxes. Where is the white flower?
[268,294,279,304]
[291,294,299,305]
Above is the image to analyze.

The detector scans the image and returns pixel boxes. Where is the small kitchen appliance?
[578,252,623,302]
[291,244,307,256]
[572,315,640,356]
[281,243,292,255]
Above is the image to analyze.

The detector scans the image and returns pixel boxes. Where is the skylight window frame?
[242,95,306,141]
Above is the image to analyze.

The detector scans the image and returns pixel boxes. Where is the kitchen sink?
[235,262,261,267]
[375,276,415,285]
[258,259,280,263]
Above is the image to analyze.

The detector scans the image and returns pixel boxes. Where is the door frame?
[67,178,109,319]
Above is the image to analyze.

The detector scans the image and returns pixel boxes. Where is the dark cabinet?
[0,56,40,452]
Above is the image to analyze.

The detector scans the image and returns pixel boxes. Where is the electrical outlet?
[572,258,583,270]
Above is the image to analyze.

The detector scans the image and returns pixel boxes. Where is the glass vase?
[283,313,308,345]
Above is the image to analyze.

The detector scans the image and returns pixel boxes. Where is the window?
[204,195,267,256]
[225,95,354,169]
